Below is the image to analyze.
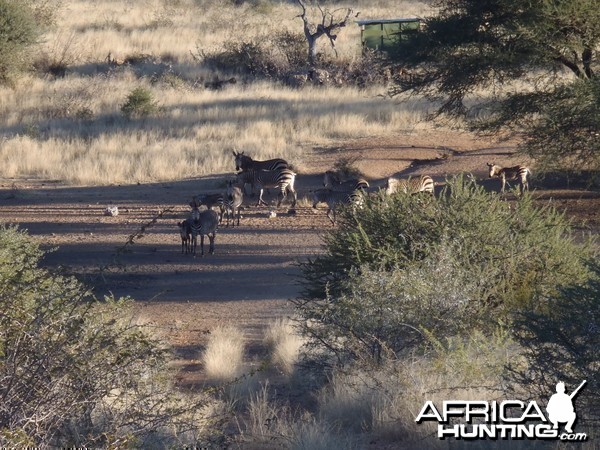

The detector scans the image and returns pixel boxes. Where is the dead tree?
[296,0,356,67]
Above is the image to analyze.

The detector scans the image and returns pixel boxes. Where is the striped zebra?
[486,163,531,193]
[188,205,219,257]
[177,219,192,254]
[192,193,225,223]
[323,171,370,191]
[224,179,243,227]
[235,168,297,207]
[385,175,434,195]
[233,150,289,172]
[312,188,363,225]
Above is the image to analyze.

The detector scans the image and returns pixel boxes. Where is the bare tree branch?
[295,0,355,66]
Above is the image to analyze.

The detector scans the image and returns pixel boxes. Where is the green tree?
[296,177,594,362]
[0,0,39,83]
[389,0,600,175]
[0,0,58,84]
[509,261,600,427]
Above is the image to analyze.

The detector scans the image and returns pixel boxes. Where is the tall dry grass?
[264,317,305,375]
[202,325,245,382]
[0,0,437,185]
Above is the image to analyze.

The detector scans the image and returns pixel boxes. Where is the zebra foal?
[177,219,192,254]
[233,150,288,172]
[385,175,434,195]
[486,163,531,193]
[224,179,243,227]
[236,168,297,208]
[188,203,219,257]
[312,188,363,225]
[323,171,369,191]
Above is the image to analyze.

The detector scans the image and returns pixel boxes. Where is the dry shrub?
[315,329,515,446]
[289,419,362,450]
[202,325,245,382]
[264,317,305,375]
[240,382,362,449]
[330,156,363,181]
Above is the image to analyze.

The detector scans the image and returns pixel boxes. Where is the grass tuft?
[202,325,245,382]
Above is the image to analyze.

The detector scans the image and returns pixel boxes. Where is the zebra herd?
[177,151,532,255]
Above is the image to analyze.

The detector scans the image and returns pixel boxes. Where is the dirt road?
[1,131,598,386]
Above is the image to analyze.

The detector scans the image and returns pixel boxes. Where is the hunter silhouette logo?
[546,380,586,434]
[416,380,588,441]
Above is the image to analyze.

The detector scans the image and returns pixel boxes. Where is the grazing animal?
[188,205,219,257]
[192,193,225,223]
[224,180,244,227]
[312,188,363,225]
[385,175,434,195]
[177,219,192,254]
[323,171,369,191]
[204,77,237,90]
[486,163,531,193]
[236,168,297,208]
[233,151,289,172]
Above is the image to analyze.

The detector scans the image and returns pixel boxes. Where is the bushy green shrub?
[509,261,600,427]
[297,176,594,362]
[0,0,39,84]
[120,86,160,119]
[0,226,212,447]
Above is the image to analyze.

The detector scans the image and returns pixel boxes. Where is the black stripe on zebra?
[236,168,297,207]
[323,171,369,191]
[233,151,289,172]
[486,163,531,193]
[189,207,219,257]
[312,188,363,225]
[192,193,225,223]
[385,175,434,195]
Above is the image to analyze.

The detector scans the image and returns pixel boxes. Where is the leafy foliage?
[0,0,40,84]
[388,0,600,174]
[120,86,160,119]
[509,261,600,426]
[0,226,214,447]
[496,78,600,175]
[296,176,594,362]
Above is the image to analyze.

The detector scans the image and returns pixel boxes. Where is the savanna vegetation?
[1,0,599,448]
[0,0,434,185]
[389,0,600,178]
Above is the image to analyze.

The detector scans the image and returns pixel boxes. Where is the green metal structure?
[357,18,422,51]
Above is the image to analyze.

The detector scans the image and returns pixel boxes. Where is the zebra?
[188,204,219,257]
[235,168,297,208]
[312,188,363,225]
[192,193,225,223]
[224,179,243,227]
[385,175,434,195]
[233,150,289,172]
[177,219,192,254]
[486,163,531,193]
[323,171,370,191]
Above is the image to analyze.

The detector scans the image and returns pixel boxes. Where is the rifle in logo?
[546,380,586,433]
